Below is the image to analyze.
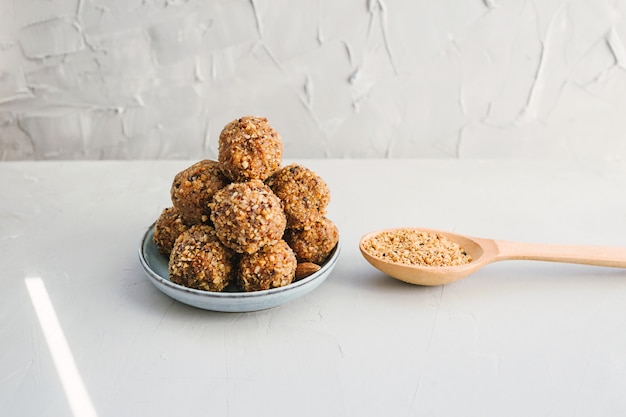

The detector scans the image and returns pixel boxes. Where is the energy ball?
[153,206,189,257]
[209,180,287,254]
[169,224,235,292]
[218,116,282,182]
[237,240,297,291]
[267,163,330,228]
[284,217,339,264]
[170,160,230,225]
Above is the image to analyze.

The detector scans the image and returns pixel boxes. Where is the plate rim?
[138,223,341,302]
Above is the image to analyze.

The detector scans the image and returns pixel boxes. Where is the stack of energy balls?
[152,116,339,292]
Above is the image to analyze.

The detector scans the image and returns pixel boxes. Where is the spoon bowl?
[360,227,626,286]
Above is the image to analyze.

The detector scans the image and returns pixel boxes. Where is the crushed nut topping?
[362,229,472,267]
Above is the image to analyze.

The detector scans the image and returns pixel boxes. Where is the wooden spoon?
[359,227,626,286]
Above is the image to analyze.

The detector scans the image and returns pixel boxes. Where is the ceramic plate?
[138,224,340,312]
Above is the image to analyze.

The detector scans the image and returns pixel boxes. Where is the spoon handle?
[493,240,626,268]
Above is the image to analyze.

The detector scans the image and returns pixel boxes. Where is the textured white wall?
[1,0,626,160]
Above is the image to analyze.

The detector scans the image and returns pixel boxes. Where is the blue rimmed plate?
[138,225,340,312]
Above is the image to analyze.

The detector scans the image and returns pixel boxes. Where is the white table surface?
[2,159,626,417]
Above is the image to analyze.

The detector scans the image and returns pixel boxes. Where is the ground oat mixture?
[170,159,230,224]
[363,229,472,267]
[218,116,282,182]
[169,224,235,292]
[153,206,189,256]
[209,179,286,254]
[284,217,339,264]
[267,163,330,228]
[152,115,339,292]
[237,240,297,291]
